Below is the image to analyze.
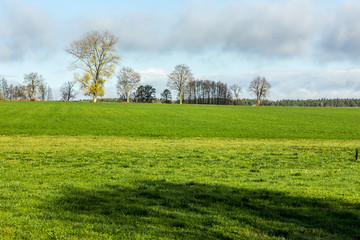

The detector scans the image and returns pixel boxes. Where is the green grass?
[0,101,359,139]
[0,102,359,239]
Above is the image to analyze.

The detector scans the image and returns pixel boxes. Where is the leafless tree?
[60,81,77,101]
[47,86,53,101]
[0,77,8,100]
[38,82,48,101]
[17,85,28,100]
[249,76,271,106]
[24,72,45,101]
[167,64,194,104]
[117,67,141,103]
[65,31,120,102]
[230,84,242,105]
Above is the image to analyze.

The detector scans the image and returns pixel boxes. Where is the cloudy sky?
[1,0,360,100]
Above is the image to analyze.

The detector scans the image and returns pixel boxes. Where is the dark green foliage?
[161,89,172,103]
[135,85,156,103]
[257,98,360,107]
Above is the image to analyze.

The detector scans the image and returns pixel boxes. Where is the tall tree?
[117,67,141,103]
[167,64,194,104]
[161,89,172,103]
[65,31,120,102]
[230,84,242,105]
[249,76,271,106]
[23,72,45,101]
[60,81,77,101]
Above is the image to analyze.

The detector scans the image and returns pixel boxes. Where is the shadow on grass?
[49,181,360,239]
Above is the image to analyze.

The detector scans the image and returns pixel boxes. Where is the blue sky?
[1,0,360,100]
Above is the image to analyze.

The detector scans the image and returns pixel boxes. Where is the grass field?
[1,101,360,139]
[0,102,359,239]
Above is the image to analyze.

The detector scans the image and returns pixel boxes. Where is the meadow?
[0,102,359,239]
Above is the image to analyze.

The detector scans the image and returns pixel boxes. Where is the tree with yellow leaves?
[65,31,120,102]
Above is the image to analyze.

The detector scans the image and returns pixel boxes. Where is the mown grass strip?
[1,101,360,139]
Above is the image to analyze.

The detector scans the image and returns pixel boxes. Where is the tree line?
[0,74,52,101]
[267,98,360,107]
[64,31,271,105]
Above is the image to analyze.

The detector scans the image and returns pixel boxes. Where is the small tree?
[0,77,8,100]
[38,82,48,101]
[24,72,45,101]
[230,84,242,105]
[167,64,194,104]
[60,81,77,101]
[161,89,172,103]
[117,67,141,103]
[249,76,271,106]
[65,31,120,102]
[47,86,53,101]
[135,85,156,103]
[17,85,28,100]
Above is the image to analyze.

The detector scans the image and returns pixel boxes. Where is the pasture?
[0,102,359,239]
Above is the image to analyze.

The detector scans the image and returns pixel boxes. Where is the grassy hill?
[0,101,359,139]
[0,101,359,239]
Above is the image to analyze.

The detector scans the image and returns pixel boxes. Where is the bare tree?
[249,76,271,106]
[60,81,77,101]
[167,64,194,104]
[0,77,8,100]
[17,85,28,100]
[230,84,242,105]
[24,72,45,101]
[38,82,48,101]
[47,86,53,101]
[65,31,120,102]
[116,67,141,103]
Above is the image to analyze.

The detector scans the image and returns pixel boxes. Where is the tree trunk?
[32,91,36,101]
[179,89,182,104]
[93,95,97,102]
[126,92,130,103]
[257,97,261,106]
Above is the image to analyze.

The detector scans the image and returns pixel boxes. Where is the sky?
[1,0,360,100]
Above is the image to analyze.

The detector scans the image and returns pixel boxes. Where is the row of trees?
[2,73,360,107]
[0,75,53,101]
[114,64,270,105]
[64,31,272,105]
[0,74,80,101]
[165,65,271,105]
[269,98,360,107]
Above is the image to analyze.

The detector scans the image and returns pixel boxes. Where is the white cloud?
[169,0,323,57]
[137,68,169,96]
[2,0,360,62]
[319,0,360,61]
[0,0,56,61]
[60,0,323,58]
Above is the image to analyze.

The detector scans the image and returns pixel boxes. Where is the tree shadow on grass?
[48,181,360,239]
